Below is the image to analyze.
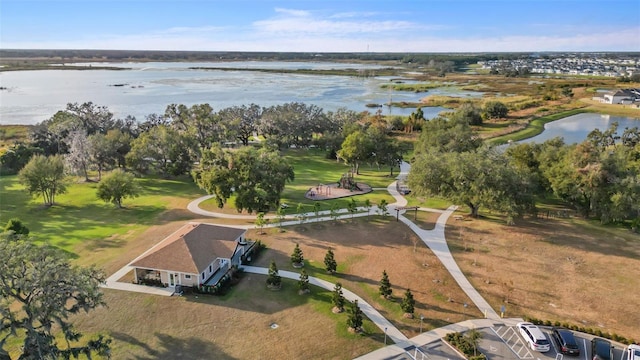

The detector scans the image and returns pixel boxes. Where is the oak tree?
[0,237,111,359]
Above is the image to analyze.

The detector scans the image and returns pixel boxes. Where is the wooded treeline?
[2,99,639,225]
[408,115,640,226]
[1,101,412,212]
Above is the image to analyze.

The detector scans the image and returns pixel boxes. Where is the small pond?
[522,113,640,145]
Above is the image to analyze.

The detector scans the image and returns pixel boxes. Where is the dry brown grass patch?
[250,217,482,338]
[446,216,640,341]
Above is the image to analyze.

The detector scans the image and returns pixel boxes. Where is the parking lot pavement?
[488,325,634,360]
[415,340,466,360]
[492,325,535,359]
[479,327,528,360]
[556,331,625,360]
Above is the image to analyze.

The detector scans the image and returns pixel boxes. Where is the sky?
[1,0,639,53]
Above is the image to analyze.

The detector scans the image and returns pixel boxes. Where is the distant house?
[602,89,640,104]
[131,222,254,290]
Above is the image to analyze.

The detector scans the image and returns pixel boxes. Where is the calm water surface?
[0,61,465,125]
[523,113,640,144]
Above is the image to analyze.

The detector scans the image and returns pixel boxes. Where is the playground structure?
[338,169,362,191]
[304,170,374,200]
[305,181,372,201]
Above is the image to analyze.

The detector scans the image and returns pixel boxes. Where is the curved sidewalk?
[183,160,501,352]
[398,206,500,321]
[242,265,409,344]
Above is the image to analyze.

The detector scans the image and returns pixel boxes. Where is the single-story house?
[131,222,254,291]
[602,89,640,104]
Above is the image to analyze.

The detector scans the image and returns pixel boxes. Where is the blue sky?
[2,0,639,52]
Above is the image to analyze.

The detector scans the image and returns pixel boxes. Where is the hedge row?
[523,316,636,345]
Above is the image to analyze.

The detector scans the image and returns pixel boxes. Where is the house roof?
[131,222,246,274]
[607,89,637,97]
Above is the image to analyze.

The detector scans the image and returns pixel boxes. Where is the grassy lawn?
[248,217,483,338]
[0,175,205,259]
[405,194,453,210]
[61,276,384,360]
[198,148,398,216]
[0,124,31,150]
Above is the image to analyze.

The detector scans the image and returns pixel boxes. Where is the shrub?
[266,260,281,287]
[346,300,363,330]
[401,289,415,315]
[379,270,392,298]
[445,331,483,359]
[324,249,337,273]
[469,355,487,360]
[290,243,304,265]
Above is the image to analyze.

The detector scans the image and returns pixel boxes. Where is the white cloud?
[253,17,418,35]
[329,11,379,19]
[253,7,436,36]
[274,8,310,17]
[2,7,638,52]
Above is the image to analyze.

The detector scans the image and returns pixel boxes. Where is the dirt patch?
[446,216,640,341]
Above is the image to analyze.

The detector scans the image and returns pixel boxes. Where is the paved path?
[388,162,500,320]
[242,265,410,344]
[398,207,501,321]
[107,159,504,357]
[102,265,174,296]
[355,318,523,360]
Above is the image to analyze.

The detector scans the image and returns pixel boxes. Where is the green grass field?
[0,175,205,255]
[1,149,401,254]
[199,148,398,215]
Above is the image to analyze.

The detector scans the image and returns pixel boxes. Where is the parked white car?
[517,322,550,352]
[624,344,640,360]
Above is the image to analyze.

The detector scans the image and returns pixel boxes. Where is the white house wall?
[180,273,197,287]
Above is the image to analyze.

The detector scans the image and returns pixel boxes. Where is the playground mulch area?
[305,182,372,200]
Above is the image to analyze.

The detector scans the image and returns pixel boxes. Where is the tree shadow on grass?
[112,332,238,360]
[184,275,333,315]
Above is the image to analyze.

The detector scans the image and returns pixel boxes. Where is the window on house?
[202,272,205,280]
[209,265,212,272]
[185,274,191,279]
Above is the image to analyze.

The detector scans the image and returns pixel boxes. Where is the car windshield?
[538,339,550,345]
[559,332,578,346]
[595,342,611,356]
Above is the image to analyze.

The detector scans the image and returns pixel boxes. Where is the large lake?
[523,113,640,144]
[0,61,479,125]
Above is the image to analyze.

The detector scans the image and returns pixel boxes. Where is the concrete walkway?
[102,265,174,296]
[355,318,523,360]
[398,208,501,321]
[242,265,410,344]
[389,161,500,320]
[105,159,504,358]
